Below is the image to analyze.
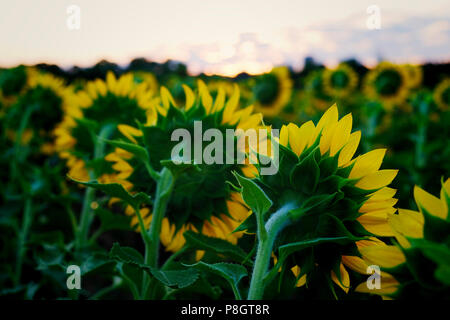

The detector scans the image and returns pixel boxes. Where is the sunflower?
[402,64,423,89]
[252,66,293,117]
[433,78,450,111]
[356,178,450,299]
[363,62,411,109]
[0,66,33,107]
[323,63,358,98]
[165,75,196,106]
[106,80,264,252]
[54,72,158,182]
[304,69,333,112]
[207,79,236,97]
[4,70,71,154]
[243,104,399,296]
[127,71,159,95]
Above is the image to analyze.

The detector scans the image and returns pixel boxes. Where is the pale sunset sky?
[0,0,449,76]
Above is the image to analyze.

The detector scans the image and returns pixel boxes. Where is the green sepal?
[233,171,272,218]
[290,148,320,195]
[103,138,149,164]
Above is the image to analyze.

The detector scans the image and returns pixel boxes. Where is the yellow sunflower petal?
[279,125,288,147]
[118,124,142,144]
[310,103,338,146]
[330,113,353,156]
[359,245,406,268]
[331,263,350,293]
[355,170,398,190]
[389,208,424,239]
[349,149,386,179]
[414,185,447,219]
[291,266,307,287]
[182,84,195,111]
[337,131,361,167]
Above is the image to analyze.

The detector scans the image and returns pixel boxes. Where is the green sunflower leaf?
[109,242,144,265]
[160,159,200,178]
[278,236,349,266]
[69,179,151,208]
[183,231,250,265]
[435,265,450,285]
[94,208,133,233]
[149,268,199,289]
[183,262,247,299]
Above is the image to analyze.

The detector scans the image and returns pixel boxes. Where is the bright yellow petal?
[349,149,386,179]
[160,86,176,109]
[358,209,395,237]
[198,80,213,113]
[414,185,446,219]
[331,263,350,293]
[319,121,337,155]
[118,124,142,144]
[389,208,424,239]
[279,125,288,147]
[212,86,225,113]
[355,274,399,295]
[310,103,338,146]
[222,84,240,124]
[338,131,361,167]
[330,113,353,156]
[367,187,397,201]
[180,85,193,111]
[342,255,368,274]
[359,245,406,268]
[291,266,307,288]
[355,170,398,190]
[287,123,301,155]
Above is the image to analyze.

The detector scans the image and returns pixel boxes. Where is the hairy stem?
[247,202,296,300]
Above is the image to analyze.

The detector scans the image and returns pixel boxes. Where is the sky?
[0,0,449,76]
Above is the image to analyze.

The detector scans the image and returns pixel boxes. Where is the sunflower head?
[252,66,293,117]
[402,64,423,89]
[304,69,333,111]
[238,104,399,296]
[127,71,159,95]
[357,178,450,299]
[55,72,157,181]
[207,79,236,98]
[0,65,28,100]
[433,78,450,111]
[364,62,410,109]
[107,80,264,252]
[4,70,70,154]
[323,64,358,98]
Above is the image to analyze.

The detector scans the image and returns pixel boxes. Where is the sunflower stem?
[415,99,428,170]
[247,202,296,300]
[76,124,115,250]
[14,197,33,286]
[141,167,174,299]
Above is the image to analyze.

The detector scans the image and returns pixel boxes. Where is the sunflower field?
[0,59,449,301]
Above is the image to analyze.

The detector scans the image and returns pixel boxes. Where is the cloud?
[157,9,450,75]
